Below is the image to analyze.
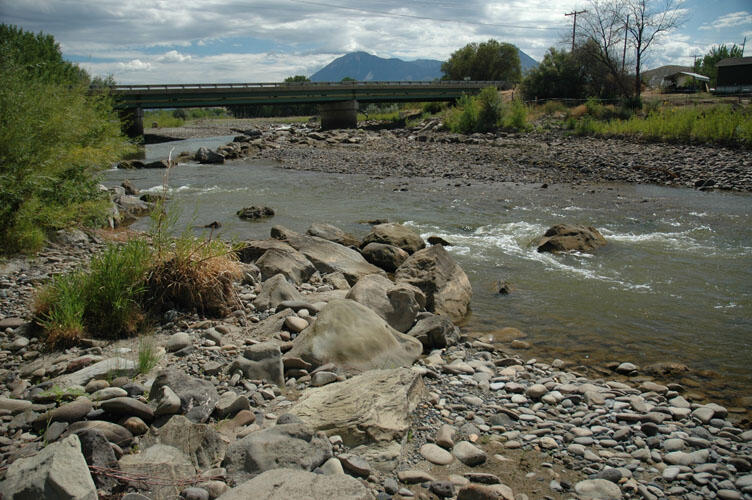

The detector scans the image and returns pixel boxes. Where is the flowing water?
[107,137,752,408]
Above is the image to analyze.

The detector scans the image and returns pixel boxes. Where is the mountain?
[310,50,538,82]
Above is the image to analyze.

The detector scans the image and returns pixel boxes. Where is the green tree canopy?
[521,40,629,101]
[284,75,310,83]
[694,44,744,88]
[441,40,522,83]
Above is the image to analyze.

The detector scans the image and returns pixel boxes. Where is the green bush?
[476,87,502,132]
[35,240,153,346]
[0,24,132,254]
[501,99,529,131]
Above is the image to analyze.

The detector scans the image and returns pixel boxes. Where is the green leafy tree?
[0,24,131,253]
[441,40,522,83]
[694,44,744,88]
[284,75,310,83]
[340,76,356,82]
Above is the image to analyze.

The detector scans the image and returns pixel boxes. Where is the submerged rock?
[535,224,607,253]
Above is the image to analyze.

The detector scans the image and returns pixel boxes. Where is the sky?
[1,0,750,84]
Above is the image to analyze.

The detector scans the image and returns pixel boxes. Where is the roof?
[664,71,710,82]
[716,57,752,68]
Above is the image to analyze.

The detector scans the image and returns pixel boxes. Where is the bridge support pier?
[119,107,144,138]
[319,100,358,130]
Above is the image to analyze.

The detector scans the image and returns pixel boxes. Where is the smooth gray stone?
[452,441,486,466]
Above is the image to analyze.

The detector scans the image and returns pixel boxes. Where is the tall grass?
[445,88,529,134]
[572,104,752,146]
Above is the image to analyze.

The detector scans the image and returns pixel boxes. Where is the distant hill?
[310,50,538,82]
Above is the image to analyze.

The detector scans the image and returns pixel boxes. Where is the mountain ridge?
[310,50,538,82]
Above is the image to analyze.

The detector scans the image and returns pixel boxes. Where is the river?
[106,136,752,409]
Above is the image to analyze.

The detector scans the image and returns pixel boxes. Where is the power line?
[286,0,565,31]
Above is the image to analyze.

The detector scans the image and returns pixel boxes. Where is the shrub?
[542,100,567,116]
[0,24,132,254]
[501,99,529,131]
[476,87,502,132]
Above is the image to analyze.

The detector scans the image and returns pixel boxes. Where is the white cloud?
[118,59,153,71]
[699,11,752,31]
[157,50,192,63]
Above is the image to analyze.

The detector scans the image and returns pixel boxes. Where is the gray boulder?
[252,273,304,311]
[149,369,219,423]
[116,195,151,218]
[535,224,607,253]
[307,223,360,247]
[237,205,274,220]
[291,368,426,447]
[361,242,409,272]
[229,341,284,385]
[407,313,460,350]
[0,434,97,500]
[236,239,295,263]
[54,357,137,388]
[67,420,134,447]
[361,223,425,254]
[345,274,424,332]
[394,245,472,323]
[217,468,373,500]
[223,423,332,484]
[119,444,196,500]
[78,429,118,490]
[284,299,423,372]
[274,226,382,285]
[256,247,316,284]
[141,415,227,469]
[195,147,224,164]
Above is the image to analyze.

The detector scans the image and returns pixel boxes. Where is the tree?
[578,0,684,98]
[284,75,310,83]
[623,0,684,97]
[442,40,522,83]
[521,41,628,101]
[694,44,744,88]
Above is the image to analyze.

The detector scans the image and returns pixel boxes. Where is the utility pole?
[742,36,747,56]
[622,14,629,73]
[691,53,702,70]
[565,10,587,52]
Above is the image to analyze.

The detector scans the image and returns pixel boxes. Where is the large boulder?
[252,273,304,311]
[229,342,284,385]
[0,434,97,500]
[274,226,383,285]
[149,369,219,423]
[345,274,424,332]
[236,239,294,263]
[307,222,360,247]
[361,242,409,273]
[361,223,425,254]
[195,146,225,164]
[256,247,316,284]
[291,368,426,447]
[237,205,274,220]
[394,245,472,323]
[535,224,607,253]
[141,415,227,470]
[67,421,134,447]
[216,468,374,500]
[284,299,423,372]
[407,313,460,351]
[223,423,332,484]
[119,444,196,500]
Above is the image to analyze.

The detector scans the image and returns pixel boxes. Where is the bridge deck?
[110,81,503,109]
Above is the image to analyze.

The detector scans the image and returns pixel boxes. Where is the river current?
[106,136,752,408]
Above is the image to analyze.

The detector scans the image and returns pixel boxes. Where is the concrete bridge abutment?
[319,100,358,130]
[119,107,144,138]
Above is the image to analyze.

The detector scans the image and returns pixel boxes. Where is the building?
[661,71,710,93]
[715,57,752,94]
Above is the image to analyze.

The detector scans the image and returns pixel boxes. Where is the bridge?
[110,81,504,136]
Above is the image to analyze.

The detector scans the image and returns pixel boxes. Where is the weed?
[37,385,86,403]
[137,335,161,375]
[501,99,530,131]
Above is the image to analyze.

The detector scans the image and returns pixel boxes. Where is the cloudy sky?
[2,0,750,84]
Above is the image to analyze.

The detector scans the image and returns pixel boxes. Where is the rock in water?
[361,223,426,254]
[237,205,274,220]
[394,245,472,323]
[535,224,607,253]
[284,299,423,371]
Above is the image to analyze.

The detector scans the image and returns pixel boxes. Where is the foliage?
[502,99,530,131]
[137,336,161,374]
[694,44,744,88]
[568,104,752,146]
[0,24,133,254]
[445,87,528,133]
[145,108,230,128]
[35,241,153,346]
[284,75,310,83]
[341,76,356,82]
[442,40,521,83]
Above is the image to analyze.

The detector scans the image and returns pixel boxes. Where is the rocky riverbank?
[0,224,750,500]
[145,119,752,192]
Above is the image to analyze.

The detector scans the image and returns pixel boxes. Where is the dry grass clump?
[147,238,243,317]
